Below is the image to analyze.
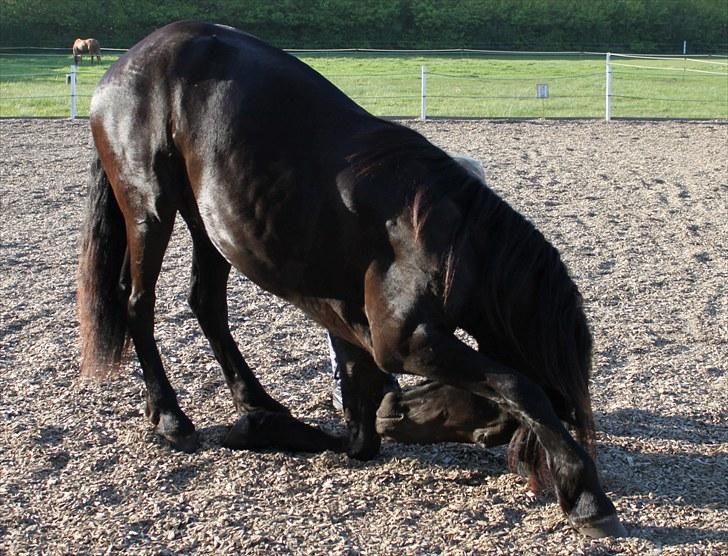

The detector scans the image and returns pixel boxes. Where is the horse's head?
[375,380,518,446]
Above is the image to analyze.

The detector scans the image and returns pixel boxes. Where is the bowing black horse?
[78,21,625,537]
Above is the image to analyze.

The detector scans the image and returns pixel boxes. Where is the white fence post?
[420,64,427,121]
[605,52,612,122]
[70,65,78,120]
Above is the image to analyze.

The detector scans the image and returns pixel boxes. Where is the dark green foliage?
[1,0,725,52]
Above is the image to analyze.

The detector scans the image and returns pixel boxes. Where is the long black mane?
[463,174,596,486]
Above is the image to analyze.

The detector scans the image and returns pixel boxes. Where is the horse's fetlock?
[144,399,160,425]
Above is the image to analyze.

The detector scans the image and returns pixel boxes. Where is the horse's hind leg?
[181,215,289,415]
[122,207,199,452]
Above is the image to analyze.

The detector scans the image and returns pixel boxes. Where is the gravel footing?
[1,118,726,555]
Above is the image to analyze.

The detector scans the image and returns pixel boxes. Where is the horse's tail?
[77,150,129,378]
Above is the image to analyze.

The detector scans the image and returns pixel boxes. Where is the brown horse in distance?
[73,38,101,64]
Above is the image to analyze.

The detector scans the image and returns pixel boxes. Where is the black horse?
[78,21,625,537]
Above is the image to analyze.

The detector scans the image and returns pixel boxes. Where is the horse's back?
[92,22,370,168]
[94,22,362,120]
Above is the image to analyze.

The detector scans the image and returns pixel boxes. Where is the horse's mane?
[465,177,596,492]
[470,192,593,396]
[347,120,486,297]
[349,121,595,490]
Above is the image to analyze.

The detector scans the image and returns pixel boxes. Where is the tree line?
[1,0,726,53]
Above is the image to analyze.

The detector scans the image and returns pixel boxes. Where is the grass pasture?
[1,51,726,119]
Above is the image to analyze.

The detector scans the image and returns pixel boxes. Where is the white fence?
[1,48,726,120]
[603,52,728,121]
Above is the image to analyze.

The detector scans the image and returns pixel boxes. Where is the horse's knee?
[127,290,156,328]
[370,333,407,373]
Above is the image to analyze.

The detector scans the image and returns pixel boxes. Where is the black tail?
[77,152,129,378]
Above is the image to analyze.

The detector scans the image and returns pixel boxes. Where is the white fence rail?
[604,52,728,121]
[68,65,77,119]
[1,49,726,120]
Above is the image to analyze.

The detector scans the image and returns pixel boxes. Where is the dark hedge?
[1,0,726,53]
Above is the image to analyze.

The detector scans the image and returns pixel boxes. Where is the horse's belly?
[200,212,293,296]
[194,176,314,295]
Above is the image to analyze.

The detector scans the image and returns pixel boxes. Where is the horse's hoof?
[347,428,381,461]
[375,392,404,435]
[347,442,380,461]
[574,514,628,538]
[156,413,198,453]
[165,431,199,453]
[223,412,255,450]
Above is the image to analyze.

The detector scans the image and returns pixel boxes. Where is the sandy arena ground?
[1,118,726,555]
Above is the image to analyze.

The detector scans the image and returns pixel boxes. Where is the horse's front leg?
[374,324,626,536]
[394,325,625,537]
[328,334,390,460]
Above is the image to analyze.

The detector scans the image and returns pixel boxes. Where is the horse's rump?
[86,38,101,55]
[72,39,87,55]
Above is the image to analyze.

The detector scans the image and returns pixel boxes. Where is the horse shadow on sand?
[591,407,727,544]
[136,378,727,546]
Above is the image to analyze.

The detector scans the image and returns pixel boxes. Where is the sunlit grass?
[1,52,726,119]
[0,54,112,117]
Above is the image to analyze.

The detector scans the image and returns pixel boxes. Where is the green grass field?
[1,51,726,119]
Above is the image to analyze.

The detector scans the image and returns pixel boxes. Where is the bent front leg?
[399,325,626,538]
